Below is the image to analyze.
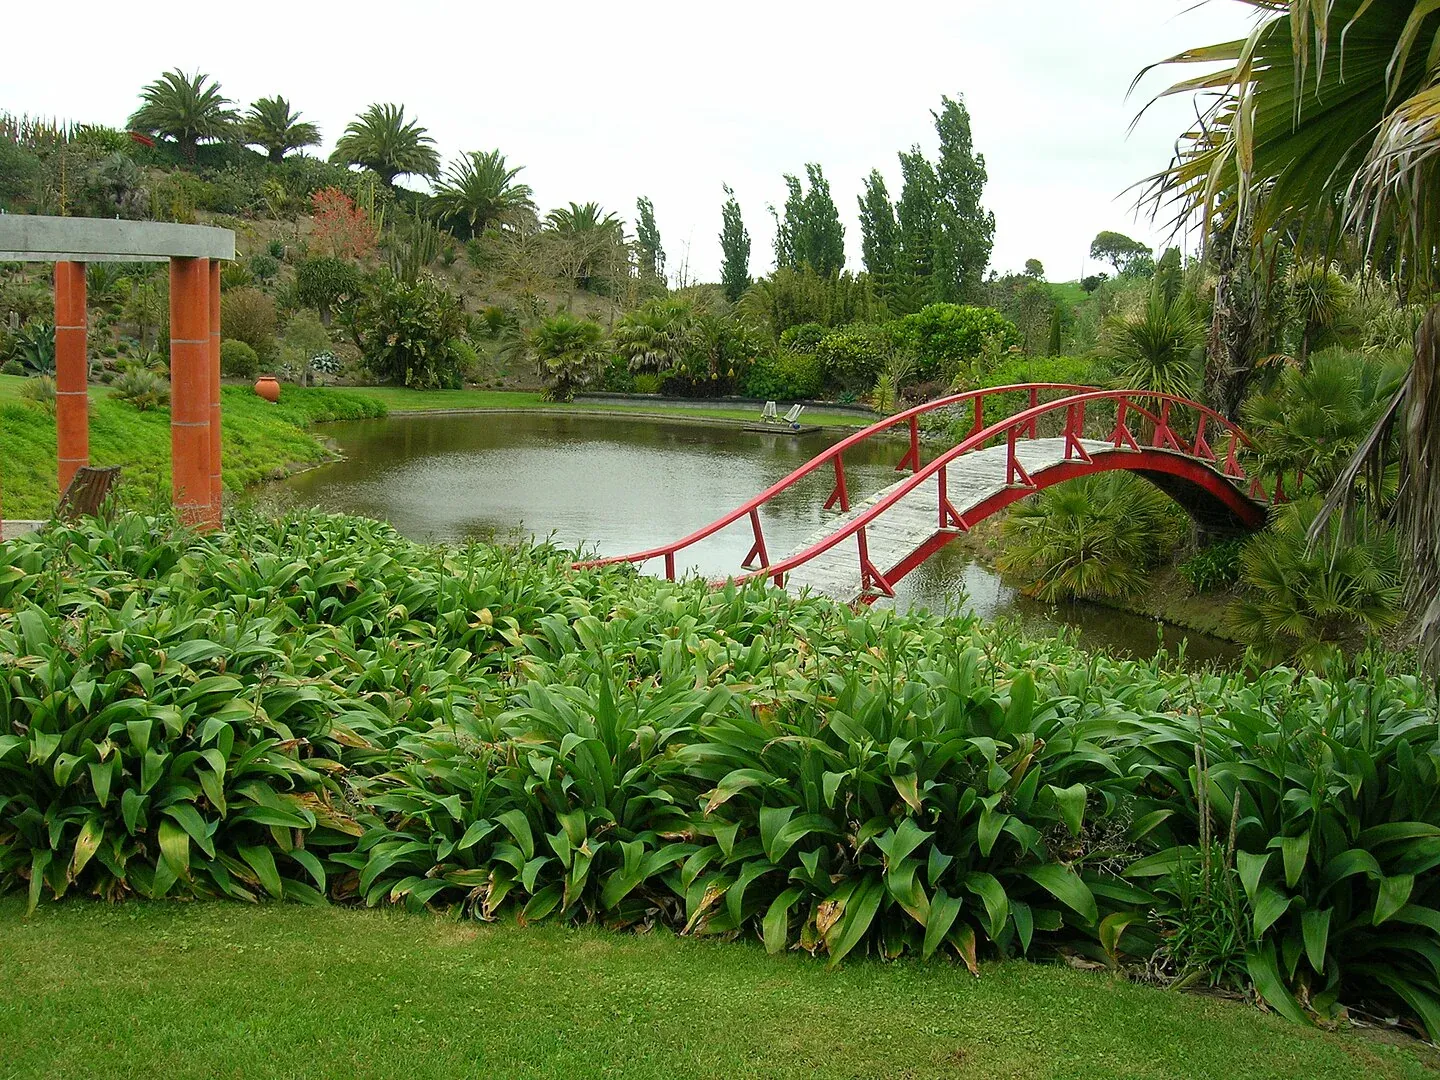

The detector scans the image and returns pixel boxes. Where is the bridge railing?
[729,387,1259,596]
[577,383,1100,580]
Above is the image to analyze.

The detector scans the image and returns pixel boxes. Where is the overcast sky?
[3,1,1253,283]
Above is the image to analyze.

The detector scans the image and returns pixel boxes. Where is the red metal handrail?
[578,383,1100,578]
[729,388,1257,592]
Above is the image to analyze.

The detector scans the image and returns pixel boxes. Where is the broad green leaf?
[762,887,804,955]
[923,888,963,959]
[826,877,883,968]
[1047,783,1086,837]
[1302,908,1331,974]
[965,872,1009,941]
[1237,850,1271,902]
[1246,942,1308,1025]
[157,819,190,881]
[1252,885,1292,936]
[1376,875,1416,926]
[1022,864,1098,924]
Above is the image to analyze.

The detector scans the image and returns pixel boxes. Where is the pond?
[265,411,1241,666]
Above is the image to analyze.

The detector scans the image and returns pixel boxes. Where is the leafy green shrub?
[1180,539,1245,593]
[633,374,662,394]
[18,375,56,415]
[248,252,280,282]
[267,239,287,260]
[815,324,891,393]
[1125,658,1440,1031]
[294,257,363,325]
[999,474,1182,601]
[778,322,827,354]
[1,360,22,376]
[744,350,823,401]
[219,288,277,362]
[353,272,466,390]
[111,369,171,411]
[477,305,514,339]
[601,357,637,393]
[889,304,1020,381]
[219,339,260,378]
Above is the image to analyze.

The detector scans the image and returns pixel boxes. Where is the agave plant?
[243,96,321,163]
[330,103,440,187]
[432,150,535,239]
[126,69,238,162]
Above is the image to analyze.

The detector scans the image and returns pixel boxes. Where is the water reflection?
[266,412,1240,666]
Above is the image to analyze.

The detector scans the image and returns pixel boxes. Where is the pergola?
[0,215,235,537]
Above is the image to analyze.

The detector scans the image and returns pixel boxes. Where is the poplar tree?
[931,95,994,302]
[857,168,898,290]
[801,163,845,276]
[893,148,939,310]
[719,184,752,302]
[634,195,665,283]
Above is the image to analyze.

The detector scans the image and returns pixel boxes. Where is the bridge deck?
[781,437,1111,601]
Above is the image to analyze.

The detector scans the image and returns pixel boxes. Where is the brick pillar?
[208,259,222,528]
[169,257,212,529]
[54,261,89,492]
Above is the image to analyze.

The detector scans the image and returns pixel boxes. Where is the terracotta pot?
[254,376,281,403]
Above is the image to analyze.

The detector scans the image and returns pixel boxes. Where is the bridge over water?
[583,385,1270,604]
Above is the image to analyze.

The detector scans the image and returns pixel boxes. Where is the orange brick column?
[208,259,223,528]
[169,257,212,529]
[54,261,89,492]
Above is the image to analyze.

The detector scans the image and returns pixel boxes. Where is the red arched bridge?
[580,385,1272,604]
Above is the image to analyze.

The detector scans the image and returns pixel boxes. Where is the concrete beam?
[0,214,234,263]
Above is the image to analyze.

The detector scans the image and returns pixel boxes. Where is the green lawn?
[340,385,874,427]
[0,899,1431,1080]
[0,376,383,518]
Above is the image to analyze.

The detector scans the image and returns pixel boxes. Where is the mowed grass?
[341,385,874,427]
[0,376,383,518]
[0,899,1433,1080]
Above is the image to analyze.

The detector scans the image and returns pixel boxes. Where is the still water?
[266,412,1239,666]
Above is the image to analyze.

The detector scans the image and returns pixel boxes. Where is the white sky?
[2,1,1253,283]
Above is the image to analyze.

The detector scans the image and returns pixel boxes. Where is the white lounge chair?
[782,404,804,429]
[760,400,778,423]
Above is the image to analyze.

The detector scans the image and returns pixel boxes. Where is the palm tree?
[998,473,1179,602]
[546,201,622,235]
[243,96,320,163]
[545,202,627,294]
[1141,1,1440,662]
[526,311,605,402]
[127,69,238,163]
[432,150,535,238]
[613,299,692,373]
[1099,288,1205,398]
[329,104,440,187]
[1243,348,1408,497]
[1229,498,1402,668]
